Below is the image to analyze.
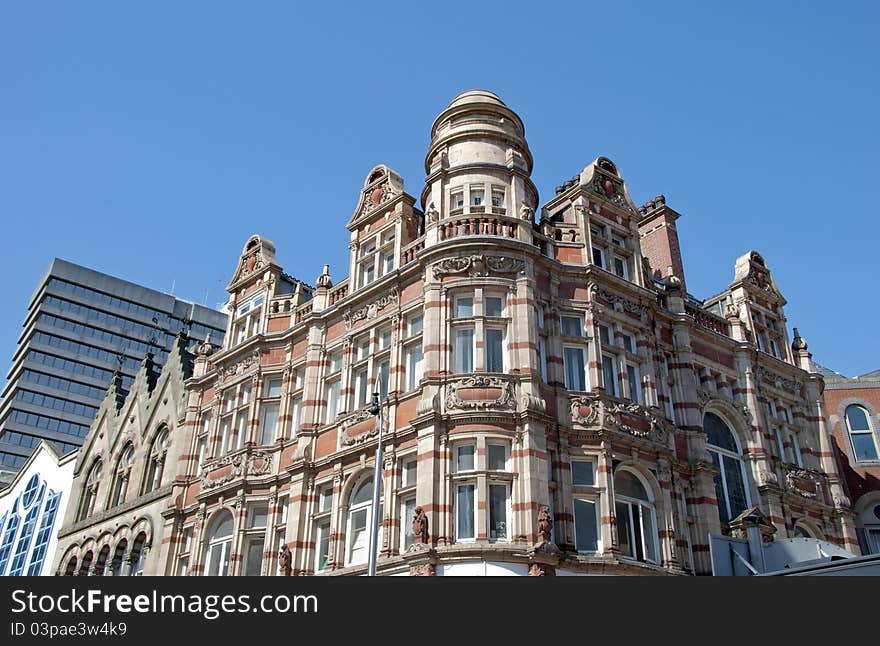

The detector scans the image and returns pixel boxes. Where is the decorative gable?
[227,235,280,291]
[346,165,405,231]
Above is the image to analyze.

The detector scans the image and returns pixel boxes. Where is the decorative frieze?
[343,287,399,330]
[431,254,525,279]
[201,449,272,490]
[444,375,516,412]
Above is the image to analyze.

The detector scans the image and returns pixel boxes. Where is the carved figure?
[412,506,428,544]
[278,543,292,576]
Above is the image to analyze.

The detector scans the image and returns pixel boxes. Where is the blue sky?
[0,1,877,377]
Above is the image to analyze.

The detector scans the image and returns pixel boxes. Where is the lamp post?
[367,392,383,577]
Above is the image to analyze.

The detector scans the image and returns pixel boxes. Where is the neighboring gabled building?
[52,331,195,576]
[820,366,880,554]
[0,440,75,576]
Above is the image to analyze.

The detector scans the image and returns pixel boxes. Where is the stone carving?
[343,287,399,330]
[569,393,601,426]
[757,366,802,396]
[278,544,292,576]
[757,466,779,487]
[432,254,525,279]
[409,563,436,576]
[202,450,272,490]
[696,387,712,406]
[412,507,428,545]
[784,466,820,499]
[444,375,516,412]
[591,172,627,208]
[596,287,646,317]
[520,204,534,222]
[536,505,553,547]
[339,407,382,447]
[218,349,262,382]
[528,563,556,576]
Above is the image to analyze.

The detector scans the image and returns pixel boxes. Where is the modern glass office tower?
[0,259,227,481]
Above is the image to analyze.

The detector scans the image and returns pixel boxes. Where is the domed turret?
[421,90,538,243]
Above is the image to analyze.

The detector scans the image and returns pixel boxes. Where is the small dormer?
[346,165,418,293]
[224,235,284,349]
[729,251,792,362]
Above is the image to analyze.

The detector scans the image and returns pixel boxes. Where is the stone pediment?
[347,165,406,230]
[227,235,280,290]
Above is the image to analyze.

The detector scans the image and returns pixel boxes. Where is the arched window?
[111,445,134,507]
[145,428,170,492]
[704,412,750,524]
[614,469,659,564]
[80,460,103,521]
[95,545,110,576]
[845,405,879,462]
[64,555,77,576]
[204,511,234,576]
[108,539,128,576]
[346,476,381,566]
[79,550,94,577]
[130,532,147,576]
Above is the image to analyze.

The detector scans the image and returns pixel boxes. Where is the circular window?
[873,504,880,521]
[22,474,40,509]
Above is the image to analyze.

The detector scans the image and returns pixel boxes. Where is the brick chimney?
[637,195,686,293]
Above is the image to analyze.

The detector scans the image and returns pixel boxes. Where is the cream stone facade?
[53,90,858,576]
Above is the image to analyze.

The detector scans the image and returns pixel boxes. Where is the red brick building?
[53,90,859,576]
[820,366,880,554]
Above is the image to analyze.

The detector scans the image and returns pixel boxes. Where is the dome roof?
[446,89,507,108]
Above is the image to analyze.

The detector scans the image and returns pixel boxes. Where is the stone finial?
[654,194,666,206]
[316,264,333,289]
[665,267,682,292]
[791,327,808,352]
[195,333,215,358]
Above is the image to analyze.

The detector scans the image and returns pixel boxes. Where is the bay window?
[453,328,474,373]
[451,289,509,374]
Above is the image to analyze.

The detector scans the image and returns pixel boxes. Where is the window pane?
[723,454,748,522]
[456,445,475,471]
[319,486,333,511]
[599,325,612,346]
[485,296,504,317]
[453,328,474,373]
[377,361,390,397]
[489,485,508,540]
[616,501,633,558]
[627,365,641,404]
[244,539,264,576]
[852,433,880,461]
[401,498,416,551]
[259,404,279,445]
[846,406,871,431]
[348,509,369,564]
[561,316,583,337]
[455,298,473,318]
[710,451,730,523]
[407,345,423,391]
[704,413,738,452]
[564,347,586,391]
[456,484,475,540]
[402,459,417,487]
[487,444,507,471]
[574,499,598,552]
[316,522,330,571]
[571,460,595,486]
[603,355,618,396]
[264,379,282,398]
[592,247,604,268]
[485,329,504,372]
[408,315,423,336]
[248,506,268,529]
[642,506,657,563]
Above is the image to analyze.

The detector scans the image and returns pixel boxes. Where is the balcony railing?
[400,237,426,266]
[685,302,730,337]
[438,215,519,241]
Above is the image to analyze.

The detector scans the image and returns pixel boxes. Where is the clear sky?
[0,1,877,379]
